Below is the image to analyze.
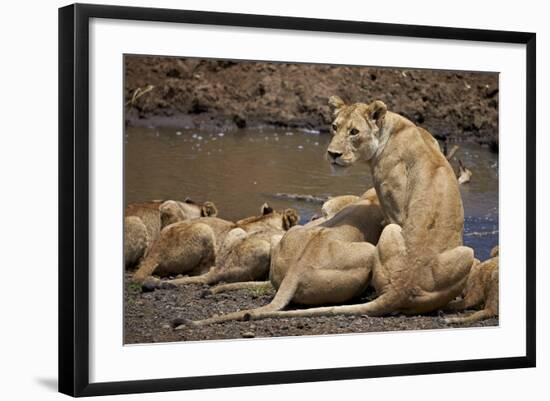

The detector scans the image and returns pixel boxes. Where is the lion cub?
[445,246,499,324]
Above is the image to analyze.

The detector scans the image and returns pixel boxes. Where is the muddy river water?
[125,126,498,260]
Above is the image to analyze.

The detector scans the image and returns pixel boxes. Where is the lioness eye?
[350,128,359,136]
[331,123,338,131]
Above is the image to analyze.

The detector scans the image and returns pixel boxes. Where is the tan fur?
[125,201,164,243]
[124,201,163,269]
[189,98,473,326]
[159,200,218,228]
[124,199,217,270]
[321,195,360,219]
[124,216,149,269]
[444,245,499,324]
[155,208,300,287]
[185,193,384,326]
[132,206,299,284]
[322,98,474,315]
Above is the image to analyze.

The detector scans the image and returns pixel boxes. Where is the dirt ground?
[125,56,499,150]
[124,273,498,344]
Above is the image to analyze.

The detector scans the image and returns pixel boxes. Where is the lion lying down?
[132,204,299,285]
[184,97,476,327]
[124,198,218,269]
[444,246,499,324]
[206,190,380,296]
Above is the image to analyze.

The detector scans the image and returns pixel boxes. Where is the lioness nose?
[327,150,343,160]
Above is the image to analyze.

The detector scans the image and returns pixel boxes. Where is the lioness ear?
[328,95,346,116]
[184,197,197,205]
[283,209,299,230]
[260,203,273,215]
[367,100,387,126]
[201,201,218,217]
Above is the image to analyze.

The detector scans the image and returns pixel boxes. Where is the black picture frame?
[58,3,536,397]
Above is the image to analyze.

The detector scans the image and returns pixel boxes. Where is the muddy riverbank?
[125,56,499,150]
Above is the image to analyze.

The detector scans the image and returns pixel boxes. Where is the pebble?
[241,331,255,338]
[171,318,187,328]
[141,281,157,293]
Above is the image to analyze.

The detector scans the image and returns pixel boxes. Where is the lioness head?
[160,199,218,228]
[282,208,300,230]
[327,96,387,166]
[237,204,300,232]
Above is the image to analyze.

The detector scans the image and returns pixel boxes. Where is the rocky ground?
[125,56,499,150]
[124,273,498,344]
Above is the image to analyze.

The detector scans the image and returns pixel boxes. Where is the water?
[125,127,499,260]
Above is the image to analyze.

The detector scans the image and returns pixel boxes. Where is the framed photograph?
[59,3,536,397]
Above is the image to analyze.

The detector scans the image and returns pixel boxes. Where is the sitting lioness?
[132,204,299,284]
[188,97,474,326]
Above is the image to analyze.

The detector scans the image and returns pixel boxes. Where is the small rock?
[233,114,247,128]
[485,86,499,98]
[159,281,176,290]
[241,331,255,338]
[141,280,157,293]
[161,324,171,330]
[166,68,181,78]
[171,318,188,328]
